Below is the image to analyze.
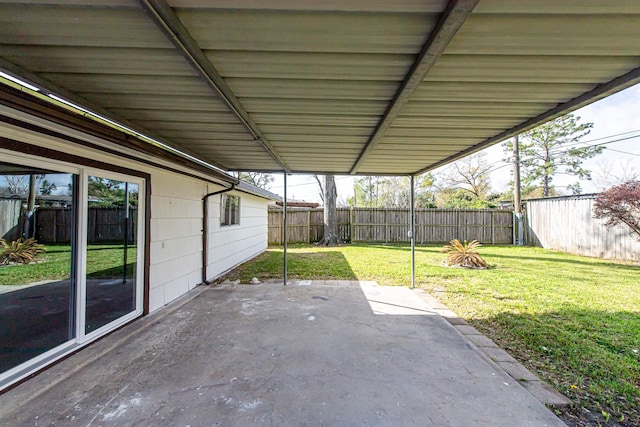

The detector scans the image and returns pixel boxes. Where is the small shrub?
[442,239,487,268]
[0,238,46,265]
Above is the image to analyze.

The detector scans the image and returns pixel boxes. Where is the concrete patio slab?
[0,281,565,426]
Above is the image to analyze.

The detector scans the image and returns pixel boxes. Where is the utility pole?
[513,135,523,245]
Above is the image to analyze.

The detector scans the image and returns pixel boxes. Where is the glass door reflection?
[0,165,76,374]
[85,177,138,334]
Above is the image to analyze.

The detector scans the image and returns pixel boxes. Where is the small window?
[221,194,240,226]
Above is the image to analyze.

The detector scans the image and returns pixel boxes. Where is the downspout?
[202,184,235,284]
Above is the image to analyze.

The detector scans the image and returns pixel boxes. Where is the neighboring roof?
[274,200,320,208]
[0,1,639,176]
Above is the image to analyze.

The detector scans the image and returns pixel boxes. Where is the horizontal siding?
[0,112,270,313]
[206,191,268,279]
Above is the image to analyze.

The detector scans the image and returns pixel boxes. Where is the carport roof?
[1,0,639,176]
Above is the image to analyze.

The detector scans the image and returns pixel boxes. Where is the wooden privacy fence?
[524,195,640,261]
[268,208,513,245]
[0,199,23,241]
[35,206,138,244]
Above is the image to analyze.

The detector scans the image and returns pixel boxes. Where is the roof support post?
[410,175,416,289]
[283,172,288,286]
[349,0,479,175]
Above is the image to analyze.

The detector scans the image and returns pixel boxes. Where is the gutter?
[202,184,235,284]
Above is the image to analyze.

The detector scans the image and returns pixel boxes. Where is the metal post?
[410,175,416,289]
[283,173,288,286]
[513,134,523,245]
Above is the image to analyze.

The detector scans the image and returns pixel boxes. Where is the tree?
[444,153,492,199]
[313,175,324,204]
[594,159,638,191]
[5,175,27,196]
[436,188,496,209]
[349,174,436,208]
[39,179,57,195]
[237,172,274,190]
[318,174,341,246]
[88,177,128,206]
[414,173,438,208]
[503,113,600,197]
[593,180,640,241]
[435,153,494,208]
[377,177,410,208]
[351,176,379,208]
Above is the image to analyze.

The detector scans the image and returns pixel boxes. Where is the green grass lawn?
[0,244,136,286]
[224,243,640,424]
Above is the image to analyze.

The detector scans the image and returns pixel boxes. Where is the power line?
[546,133,640,157]
[270,175,352,189]
[605,147,640,157]
[554,128,640,149]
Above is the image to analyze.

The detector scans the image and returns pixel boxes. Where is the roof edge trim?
[0,82,239,186]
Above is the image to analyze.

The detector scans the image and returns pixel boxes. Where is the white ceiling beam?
[349,0,479,175]
[139,0,290,172]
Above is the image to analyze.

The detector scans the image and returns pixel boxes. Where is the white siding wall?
[148,171,208,312]
[207,191,268,279]
[0,110,271,313]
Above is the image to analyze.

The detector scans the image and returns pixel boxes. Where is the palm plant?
[441,239,487,268]
[0,238,46,265]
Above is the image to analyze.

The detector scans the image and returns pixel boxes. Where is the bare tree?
[237,172,274,189]
[594,159,639,191]
[5,175,28,196]
[313,174,324,204]
[445,153,492,199]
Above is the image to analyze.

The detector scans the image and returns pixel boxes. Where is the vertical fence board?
[524,195,640,261]
[268,207,513,245]
[32,207,137,244]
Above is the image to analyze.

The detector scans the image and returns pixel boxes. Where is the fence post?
[307,209,311,243]
[280,211,284,245]
[491,211,495,245]
[350,208,355,243]
[53,208,58,243]
[384,209,388,244]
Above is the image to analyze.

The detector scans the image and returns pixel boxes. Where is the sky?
[269,83,640,204]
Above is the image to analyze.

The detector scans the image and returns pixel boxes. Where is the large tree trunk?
[319,174,341,246]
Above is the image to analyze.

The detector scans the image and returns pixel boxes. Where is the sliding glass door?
[84,176,140,334]
[0,157,145,387]
[0,163,77,374]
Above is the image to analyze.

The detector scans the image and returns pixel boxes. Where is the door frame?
[0,140,151,391]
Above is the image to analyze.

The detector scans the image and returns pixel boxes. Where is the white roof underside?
[1,0,639,175]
